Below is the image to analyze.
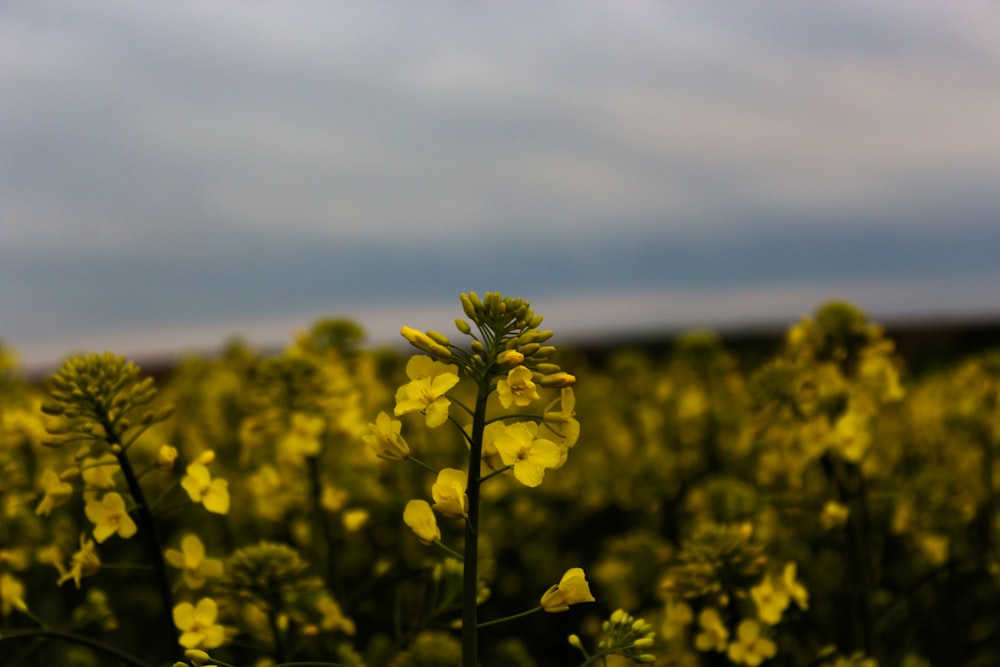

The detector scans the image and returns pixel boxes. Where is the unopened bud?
[496,350,525,367]
[538,372,576,388]
[517,343,540,356]
[454,318,472,335]
[533,345,557,359]
[40,401,65,416]
[461,294,478,320]
[470,340,485,356]
[156,445,179,470]
[529,314,544,328]
[59,467,81,481]
[196,450,216,465]
[534,363,562,374]
[426,330,450,346]
[534,329,554,343]
[568,634,584,650]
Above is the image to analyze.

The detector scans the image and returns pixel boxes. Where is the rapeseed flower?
[394,356,460,428]
[165,534,224,590]
[694,607,729,652]
[493,421,562,487]
[85,492,137,543]
[432,468,468,518]
[751,574,790,625]
[540,567,595,613]
[781,562,809,611]
[660,598,694,640]
[403,499,441,545]
[181,463,230,515]
[56,535,101,588]
[173,597,226,649]
[497,366,539,409]
[35,468,73,516]
[363,411,410,460]
[277,412,325,465]
[727,620,777,666]
[543,387,580,449]
[0,572,26,617]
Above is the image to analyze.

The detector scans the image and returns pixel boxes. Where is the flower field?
[1,295,998,667]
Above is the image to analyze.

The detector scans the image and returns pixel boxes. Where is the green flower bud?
[529,314,544,328]
[534,345,557,359]
[426,330,450,346]
[538,372,576,388]
[534,363,562,374]
[534,329,554,343]
[518,343,541,356]
[461,293,478,320]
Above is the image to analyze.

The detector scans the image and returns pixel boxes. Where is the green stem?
[106,421,180,662]
[0,629,154,667]
[407,455,440,475]
[462,377,490,667]
[477,605,542,628]
[479,465,513,484]
[434,539,465,561]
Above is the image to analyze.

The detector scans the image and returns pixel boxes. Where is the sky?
[3,2,1000,372]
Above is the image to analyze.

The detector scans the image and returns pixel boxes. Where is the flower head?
[497,366,540,409]
[403,499,441,545]
[56,535,101,588]
[173,597,226,649]
[751,574,790,625]
[431,468,468,518]
[394,356,460,428]
[694,607,729,652]
[540,567,595,613]
[493,421,562,487]
[181,463,230,515]
[85,492,137,543]
[36,469,73,516]
[363,411,410,461]
[727,620,777,666]
[165,534,224,590]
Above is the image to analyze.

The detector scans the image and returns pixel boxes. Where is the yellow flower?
[165,535,224,590]
[694,607,729,652]
[727,620,777,666]
[316,592,356,635]
[156,445,179,469]
[342,508,369,532]
[403,499,441,545]
[85,492,137,543]
[820,501,850,529]
[181,463,230,515]
[36,468,73,516]
[543,388,580,449]
[751,575,790,625]
[277,412,325,465]
[363,411,410,461]
[493,421,562,487]
[497,366,540,409]
[431,468,468,518]
[661,598,694,640]
[781,563,808,611]
[0,572,26,617]
[81,455,119,492]
[173,597,226,649]
[56,535,101,588]
[394,356,460,428]
[540,567,595,613]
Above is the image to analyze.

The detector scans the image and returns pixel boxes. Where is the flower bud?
[496,350,524,367]
[534,363,562,374]
[534,345,557,358]
[156,445,179,470]
[529,314,544,328]
[538,372,577,388]
[461,293,478,319]
[454,318,472,335]
[426,330,450,346]
[517,343,541,356]
[534,329,554,343]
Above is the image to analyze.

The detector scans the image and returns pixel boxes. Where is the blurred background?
[3,2,999,374]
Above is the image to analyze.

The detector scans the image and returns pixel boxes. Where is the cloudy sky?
[3,2,999,371]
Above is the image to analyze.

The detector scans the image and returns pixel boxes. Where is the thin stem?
[461,376,490,667]
[448,415,476,447]
[479,465,513,484]
[477,605,542,628]
[407,456,440,475]
[433,539,465,561]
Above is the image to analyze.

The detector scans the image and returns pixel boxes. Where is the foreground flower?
[727,620,777,666]
[403,499,441,545]
[497,366,540,409]
[173,597,226,649]
[165,534,224,590]
[432,468,468,518]
[540,567,595,613]
[493,421,562,487]
[85,492,137,543]
[181,463,230,515]
[394,356,460,428]
[363,411,410,460]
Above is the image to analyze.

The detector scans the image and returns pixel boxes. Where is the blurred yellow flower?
[493,421,562,487]
[781,563,809,611]
[342,508,369,532]
[727,620,776,666]
[363,411,410,461]
[156,445,179,470]
[403,499,441,545]
[165,534,224,590]
[0,572,26,617]
[277,412,325,464]
[751,575,790,625]
[394,356,460,428]
[173,597,226,649]
[694,607,729,652]
[35,469,73,516]
[540,567,595,613]
[497,366,540,409]
[431,468,468,518]
[820,501,850,529]
[56,535,101,588]
[181,463,230,515]
[85,492,137,543]
[661,598,694,640]
[316,592,356,635]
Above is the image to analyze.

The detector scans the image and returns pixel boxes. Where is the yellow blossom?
[820,501,850,529]
[727,620,777,666]
[85,492,137,543]
[165,534,224,590]
[316,592,356,635]
[781,563,809,611]
[277,412,325,464]
[694,607,729,652]
[493,421,562,487]
[342,508,369,532]
[0,572,26,617]
[543,388,580,449]
[81,455,118,492]
[36,468,73,516]
[751,574,790,625]
[403,499,441,545]
[173,597,226,649]
[363,411,410,460]
[156,445,179,469]
[540,567,596,613]
[431,468,468,518]
[56,535,101,588]
[394,356,460,428]
[181,463,230,515]
[661,598,694,640]
[497,366,540,409]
